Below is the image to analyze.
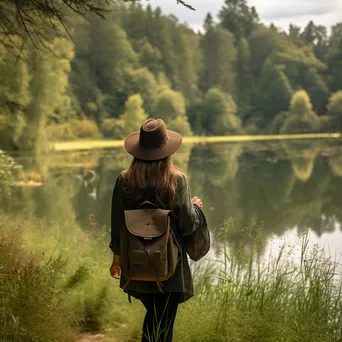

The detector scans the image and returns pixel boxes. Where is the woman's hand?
[110,254,121,279]
[110,262,121,279]
[192,196,203,208]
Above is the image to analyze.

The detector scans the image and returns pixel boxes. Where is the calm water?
[8,139,342,260]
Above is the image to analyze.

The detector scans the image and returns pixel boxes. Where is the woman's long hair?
[122,156,182,205]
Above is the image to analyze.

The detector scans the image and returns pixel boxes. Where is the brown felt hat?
[124,118,182,161]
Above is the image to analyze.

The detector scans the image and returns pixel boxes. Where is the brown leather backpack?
[120,201,179,292]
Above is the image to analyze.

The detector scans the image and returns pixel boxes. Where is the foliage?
[86,18,138,118]
[98,94,148,139]
[201,88,242,135]
[327,91,342,127]
[219,0,259,40]
[138,42,163,76]
[125,68,159,113]
[101,118,124,139]
[326,23,342,92]
[281,90,320,134]
[0,217,77,342]
[167,116,193,136]
[153,89,186,123]
[289,90,317,119]
[253,59,293,128]
[0,43,30,150]
[269,111,288,134]
[1,1,342,152]
[0,0,194,53]
[121,94,148,136]
[46,117,101,141]
[0,150,22,200]
[280,115,319,134]
[200,26,237,94]
[172,230,342,342]
[236,38,254,119]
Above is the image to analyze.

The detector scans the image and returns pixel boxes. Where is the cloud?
[249,0,342,31]
[250,0,339,21]
[148,0,221,28]
[150,0,342,31]
[263,6,335,21]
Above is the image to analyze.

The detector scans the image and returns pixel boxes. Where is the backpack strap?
[122,277,131,291]
[155,276,164,292]
[145,243,164,292]
[137,201,159,209]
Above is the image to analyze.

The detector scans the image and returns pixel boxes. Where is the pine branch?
[177,0,195,11]
[0,0,196,55]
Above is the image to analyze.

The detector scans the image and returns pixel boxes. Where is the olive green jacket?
[110,173,201,303]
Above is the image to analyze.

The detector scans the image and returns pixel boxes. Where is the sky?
[148,0,342,33]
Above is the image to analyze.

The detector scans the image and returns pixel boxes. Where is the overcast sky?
[148,0,342,33]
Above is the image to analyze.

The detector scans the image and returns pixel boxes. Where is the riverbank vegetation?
[2,211,342,341]
[1,1,342,153]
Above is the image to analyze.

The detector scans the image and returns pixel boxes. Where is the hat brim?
[124,130,183,161]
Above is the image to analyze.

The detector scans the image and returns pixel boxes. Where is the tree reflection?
[8,141,342,259]
[187,141,342,255]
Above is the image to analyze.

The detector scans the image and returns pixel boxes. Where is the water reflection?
[74,170,98,225]
[5,140,342,258]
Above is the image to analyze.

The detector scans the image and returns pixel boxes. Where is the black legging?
[140,292,179,342]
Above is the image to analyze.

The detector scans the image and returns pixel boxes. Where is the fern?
[64,264,89,291]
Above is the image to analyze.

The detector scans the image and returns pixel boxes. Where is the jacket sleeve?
[109,175,125,255]
[174,175,201,238]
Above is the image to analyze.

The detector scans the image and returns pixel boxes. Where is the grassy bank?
[0,214,143,342]
[174,230,342,342]
[2,213,342,341]
[51,133,342,152]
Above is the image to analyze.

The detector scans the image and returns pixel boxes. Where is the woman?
[109,118,203,342]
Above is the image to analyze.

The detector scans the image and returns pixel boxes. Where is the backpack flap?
[124,209,171,238]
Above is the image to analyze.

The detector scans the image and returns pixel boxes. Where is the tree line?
[1,0,342,152]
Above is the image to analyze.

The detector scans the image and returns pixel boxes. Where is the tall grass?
[2,210,342,341]
[0,216,77,342]
[0,213,144,341]
[14,213,144,339]
[173,227,342,342]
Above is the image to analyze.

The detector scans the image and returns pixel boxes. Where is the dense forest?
[1,0,342,152]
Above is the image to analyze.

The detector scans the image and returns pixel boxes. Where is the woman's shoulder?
[114,172,127,188]
[175,172,189,189]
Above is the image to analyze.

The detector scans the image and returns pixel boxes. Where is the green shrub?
[269,111,288,134]
[0,150,22,200]
[46,118,101,141]
[101,118,125,139]
[167,116,193,136]
[279,90,320,134]
[0,216,77,342]
[327,91,342,119]
[70,118,101,139]
[280,115,319,134]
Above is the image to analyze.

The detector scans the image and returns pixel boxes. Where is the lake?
[8,138,342,262]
